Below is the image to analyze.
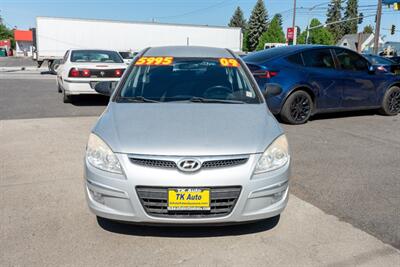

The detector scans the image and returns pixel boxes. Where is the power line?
[153,0,232,20]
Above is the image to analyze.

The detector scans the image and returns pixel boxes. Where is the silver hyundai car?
[85,46,290,224]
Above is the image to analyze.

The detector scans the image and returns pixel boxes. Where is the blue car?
[363,54,400,75]
[244,45,400,124]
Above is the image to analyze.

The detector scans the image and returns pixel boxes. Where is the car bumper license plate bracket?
[167,188,210,211]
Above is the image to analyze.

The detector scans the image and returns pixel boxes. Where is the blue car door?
[301,48,343,110]
[333,48,381,108]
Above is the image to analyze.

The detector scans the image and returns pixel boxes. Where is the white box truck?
[33,17,242,71]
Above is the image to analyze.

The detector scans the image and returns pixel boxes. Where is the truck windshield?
[70,50,123,63]
[117,58,261,104]
[119,52,133,59]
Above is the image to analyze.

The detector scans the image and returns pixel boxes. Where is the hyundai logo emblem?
[177,159,201,172]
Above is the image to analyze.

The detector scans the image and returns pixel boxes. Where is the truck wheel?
[51,60,61,74]
[280,90,313,124]
[63,90,73,103]
[48,60,54,72]
[379,86,400,116]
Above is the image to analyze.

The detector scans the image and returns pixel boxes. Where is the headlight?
[254,134,289,174]
[86,133,122,174]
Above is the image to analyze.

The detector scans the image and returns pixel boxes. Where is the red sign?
[0,39,11,49]
[287,28,294,41]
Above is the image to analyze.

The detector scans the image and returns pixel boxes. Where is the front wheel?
[379,86,400,116]
[280,90,313,125]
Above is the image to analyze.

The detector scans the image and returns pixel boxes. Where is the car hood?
[93,102,283,156]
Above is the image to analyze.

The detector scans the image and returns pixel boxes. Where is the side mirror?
[262,83,283,98]
[368,65,376,74]
[94,81,117,96]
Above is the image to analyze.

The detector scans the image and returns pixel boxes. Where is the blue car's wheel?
[281,90,313,125]
[380,86,400,116]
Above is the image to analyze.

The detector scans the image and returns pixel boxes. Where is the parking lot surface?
[1,116,399,266]
[1,71,400,265]
[0,73,108,120]
[0,57,37,68]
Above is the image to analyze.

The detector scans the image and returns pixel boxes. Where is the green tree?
[247,0,268,51]
[228,7,247,32]
[343,0,361,35]
[242,31,250,52]
[256,14,286,50]
[297,18,334,45]
[363,25,374,34]
[275,13,283,28]
[326,0,343,43]
[0,16,14,41]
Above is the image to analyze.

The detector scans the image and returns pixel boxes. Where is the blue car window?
[286,53,304,65]
[302,49,335,69]
[335,49,368,72]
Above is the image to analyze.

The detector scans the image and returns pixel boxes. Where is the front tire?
[379,86,400,116]
[280,90,313,124]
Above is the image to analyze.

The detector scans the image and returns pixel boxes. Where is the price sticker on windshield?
[219,58,239,67]
[135,56,174,66]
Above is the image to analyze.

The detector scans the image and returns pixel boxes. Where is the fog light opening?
[272,191,284,202]
[90,189,105,204]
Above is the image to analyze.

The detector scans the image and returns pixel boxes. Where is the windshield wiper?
[117,96,159,103]
[188,97,245,104]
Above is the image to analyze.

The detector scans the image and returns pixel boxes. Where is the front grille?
[202,158,248,169]
[130,158,177,169]
[129,157,248,170]
[136,186,241,218]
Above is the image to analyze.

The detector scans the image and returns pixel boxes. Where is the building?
[337,33,384,53]
[14,30,33,57]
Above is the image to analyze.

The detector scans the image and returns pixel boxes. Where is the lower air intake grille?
[136,186,241,218]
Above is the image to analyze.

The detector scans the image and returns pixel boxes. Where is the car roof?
[243,45,341,63]
[144,46,234,58]
[70,49,119,53]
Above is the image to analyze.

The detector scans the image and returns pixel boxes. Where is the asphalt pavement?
[0,72,108,120]
[0,56,37,68]
[1,70,400,265]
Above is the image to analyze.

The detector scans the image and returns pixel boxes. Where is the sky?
[1,0,399,42]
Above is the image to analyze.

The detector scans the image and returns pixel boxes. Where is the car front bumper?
[84,153,290,224]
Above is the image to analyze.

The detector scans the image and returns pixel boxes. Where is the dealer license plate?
[167,188,210,211]
[90,81,117,89]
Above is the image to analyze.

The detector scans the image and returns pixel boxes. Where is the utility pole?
[305,2,331,44]
[373,0,383,54]
[292,0,297,45]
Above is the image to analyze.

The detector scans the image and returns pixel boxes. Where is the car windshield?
[117,58,261,104]
[366,55,395,65]
[119,52,133,59]
[71,50,123,63]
